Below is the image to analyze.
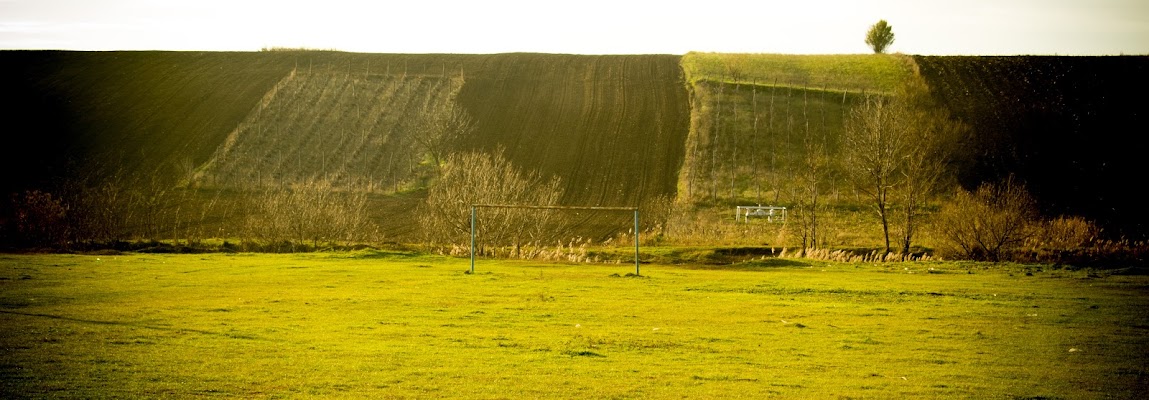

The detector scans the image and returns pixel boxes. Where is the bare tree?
[843,95,908,254]
[409,101,475,173]
[844,84,963,256]
[893,84,965,256]
[796,89,831,251]
[796,121,829,251]
[244,179,376,251]
[6,190,69,248]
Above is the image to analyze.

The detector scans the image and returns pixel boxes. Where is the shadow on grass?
[342,249,424,260]
[685,258,811,271]
[0,310,263,340]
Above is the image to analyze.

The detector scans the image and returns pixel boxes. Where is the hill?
[2,51,1147,247]
[0,51,690,244]
[189,53,690,207]
[456,53,689,206]
[675,53,1149,245]
[676,53,914,208]
[0,51,298,192]
[913,55,1149,238]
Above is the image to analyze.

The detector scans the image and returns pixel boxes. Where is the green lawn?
[2,252,1146,398]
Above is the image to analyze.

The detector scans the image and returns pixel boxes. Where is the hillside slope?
[0,51,296,191]
[914,56,1149,237]
[1,51,691,243]
[676,53,914,206]
[677,53,1149,241]
[193,61,462,192]
[188,53,690,208]
[456,53,689,207]
[4,51,1146,245]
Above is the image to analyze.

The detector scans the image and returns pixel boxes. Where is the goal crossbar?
[473,204,637,211]
[469,204,640,275]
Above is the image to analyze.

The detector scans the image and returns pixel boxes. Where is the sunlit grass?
[681,52,914,93]
[2,252,1146,398]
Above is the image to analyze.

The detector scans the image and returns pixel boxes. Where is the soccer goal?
[469,204,640,275]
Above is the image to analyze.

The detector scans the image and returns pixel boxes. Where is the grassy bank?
[681,52,914,92]
[2,252,1146,398]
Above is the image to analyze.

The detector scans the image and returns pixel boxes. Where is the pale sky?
[1,0,1146,55]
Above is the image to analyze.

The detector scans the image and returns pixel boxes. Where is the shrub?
[419,151,563,248]
[6,190,69,248]
[243,179,377,250]
[1031,216,1100,251]
[933,177,1039,261]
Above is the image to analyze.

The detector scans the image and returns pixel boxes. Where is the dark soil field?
[0,51,296,192]
[913,56,1149,238]
[457,54,689,207]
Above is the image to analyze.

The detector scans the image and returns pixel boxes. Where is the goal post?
[470,204,640,275]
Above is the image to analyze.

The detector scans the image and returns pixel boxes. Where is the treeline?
[1,177,379,252]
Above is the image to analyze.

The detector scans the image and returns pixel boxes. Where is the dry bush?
[1021,217,1149,267]
[5,190,69,248]
[55,172,190,244]
[932,177,1039,261]
[637,194,676,239]
[781,247,933,263]
[933,184,1144,267]
[1030,216,1100,251]
[243,179,377,251]
[419,151,563,250]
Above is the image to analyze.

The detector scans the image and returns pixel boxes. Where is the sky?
[1,0,1146,55]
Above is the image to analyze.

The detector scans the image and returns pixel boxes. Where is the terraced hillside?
[677,53,915,206]
[679,53,1149,241]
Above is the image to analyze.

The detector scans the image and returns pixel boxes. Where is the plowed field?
[913,55,1149,238]
[458,54,689,207]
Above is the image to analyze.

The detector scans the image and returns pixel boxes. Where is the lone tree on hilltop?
[865,20,895,54]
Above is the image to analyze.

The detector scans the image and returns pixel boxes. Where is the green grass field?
[2,252,1146,398]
